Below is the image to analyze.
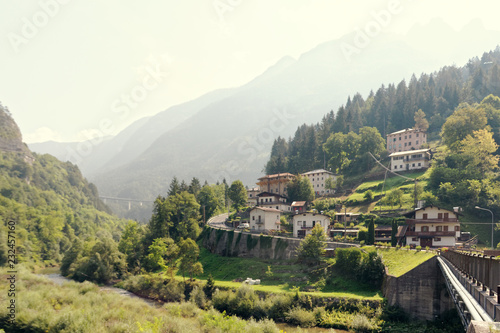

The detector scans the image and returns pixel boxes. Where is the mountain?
[0,104,126,265]
[29,19,500,219]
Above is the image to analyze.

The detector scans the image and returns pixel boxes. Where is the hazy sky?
[1,0,500,143]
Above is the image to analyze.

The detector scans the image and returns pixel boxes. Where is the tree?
[367,218,375,245]
[391,219,398,247]
[296,224,327,266]
[145,237,179,274]
[228,180,247,212]
[149,192,201,242]
[414,109,429,131]
[188,177,202,197]
[197,185,219,221]
[325,177,336,193]
[178,238,203,281]
[118,221,145,272]
[168,177,181,196]
[441,104,488,151]
[287,175,315,202]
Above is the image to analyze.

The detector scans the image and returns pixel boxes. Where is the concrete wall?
[383,256,454,321]
[201,227,356,260]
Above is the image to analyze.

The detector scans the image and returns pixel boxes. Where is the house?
[375,225,392,243]
[402,205,461,248]
[291,201,307,213]
[387,128,427,153]
[389,149,431,172]
[247,187,260,206]
[249,207,281,232]
[333,212,360,224]
[300,169,336,196]
[330,228,360,239]
[256,192,291,212]
[256,173,294,196]
[292,212,330,238]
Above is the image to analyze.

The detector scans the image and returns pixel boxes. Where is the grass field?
[193,247,383,300]
[374,247,435,277]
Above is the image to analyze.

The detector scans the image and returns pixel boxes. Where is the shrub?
[350,314,375,332]
[245,318,280,333]
[189,286,209,309]
[416,246,422,252]
[285,307,317,328]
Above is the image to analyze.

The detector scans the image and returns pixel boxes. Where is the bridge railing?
[442,250,500,297]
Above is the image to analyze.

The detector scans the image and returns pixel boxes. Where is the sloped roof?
[291,201,306,207]
[251,207,281,213]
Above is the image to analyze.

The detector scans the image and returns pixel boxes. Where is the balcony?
[406,218,458,224]
[405,231,456,237]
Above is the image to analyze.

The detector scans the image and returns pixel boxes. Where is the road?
[207,212,230,229]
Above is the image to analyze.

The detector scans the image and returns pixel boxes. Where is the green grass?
[375,247,435,277]
[194,247,382,300]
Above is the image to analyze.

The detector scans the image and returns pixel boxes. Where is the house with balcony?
[256,172,294,197]
[402,205,461,248]
[389,148,431,172]
[249,207,281,232]
[300,169,337,196]
[292,212,330,238]
[387,128,427,153]
[256,192,291,212]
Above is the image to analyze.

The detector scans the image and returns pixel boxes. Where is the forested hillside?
[266,48,500,176]
[0,105,127,266]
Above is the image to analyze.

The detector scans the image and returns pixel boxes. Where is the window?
[393,138,396,142]
[405,142,407,147]
[418,163,421,167]
[444,226,448,231]
[416,140,419,145]
[423,213,428,219]
[436,226,442,232]
[399,137,401,141]
[421,226,429,232]
[416,133,419,137]
[252,216,255,220]
[404,136,407,139]
[435,237,441,241]
[408,142,412,146]
[394,165,397,169]
[455,226,460,231]
[412,163,415,167]
[438,213,443,219]
[409,135,412,138]
[412,237,418,241]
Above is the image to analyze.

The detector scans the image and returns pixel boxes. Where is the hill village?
[230,127,469,249]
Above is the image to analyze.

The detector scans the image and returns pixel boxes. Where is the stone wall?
[201,227,356,260]
[383,256,454,321]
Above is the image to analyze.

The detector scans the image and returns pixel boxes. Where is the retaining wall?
[201,227,356,260]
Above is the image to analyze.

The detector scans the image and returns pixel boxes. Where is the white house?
[256,192,291,212]
[249,207,281,232]
[292,212,330,238]
[300,169,336,196]
[403,205,461,248]
[389,149,431,172]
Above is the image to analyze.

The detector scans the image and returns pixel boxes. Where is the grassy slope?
[375,247,435,277]
[194,247,382,300]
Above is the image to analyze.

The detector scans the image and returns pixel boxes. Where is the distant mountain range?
[30,19,500,218]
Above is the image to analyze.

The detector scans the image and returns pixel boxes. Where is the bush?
[285,307,317,328]
[416,246,422,252]
[245,318,280,333]
[350,314,376,332]
[189,286,209,309]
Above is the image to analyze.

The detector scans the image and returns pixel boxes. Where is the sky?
[1,0,500,143]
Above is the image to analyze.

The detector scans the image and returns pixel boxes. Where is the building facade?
[390,149,431,171]
[387,128,427,153]
[300,169,336,196]
[292,212,330,238]
[247,187,260,206]
[404,205,460,248]
[256,192,291,212]
[249,207,281,232]
[256,173,294,197]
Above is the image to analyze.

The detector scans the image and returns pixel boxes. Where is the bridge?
[439,250,500,331]
[99,196,155,210]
